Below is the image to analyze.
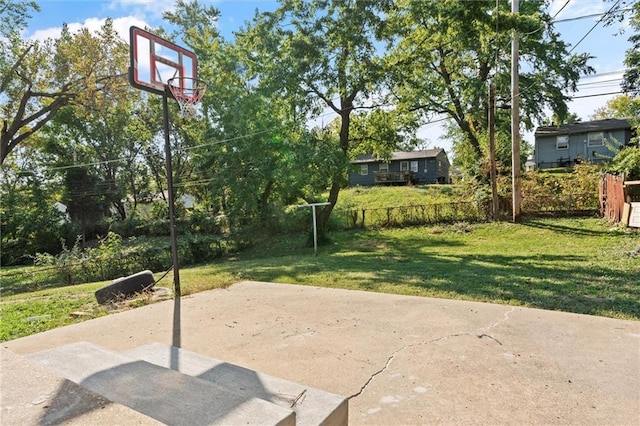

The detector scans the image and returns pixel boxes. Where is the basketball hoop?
[167,76,208,118]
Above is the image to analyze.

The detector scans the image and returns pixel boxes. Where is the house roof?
[534,118,631,137]
[352,148,446,164]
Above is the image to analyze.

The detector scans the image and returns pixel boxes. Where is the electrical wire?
[571,91,623,99]
[552,0,572,20]
[568,0,624,53]
[554,8,634,23]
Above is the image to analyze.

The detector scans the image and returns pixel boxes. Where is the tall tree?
[237,0,395,232]
[0,7,127,164]
[591,95,640,121]
[384,0,593,164]
[43,92,156,222]
[0,147,69,264]
[621,1,639,96]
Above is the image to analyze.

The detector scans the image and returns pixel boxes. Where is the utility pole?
[488,83,499,220]
[511,0,522,222]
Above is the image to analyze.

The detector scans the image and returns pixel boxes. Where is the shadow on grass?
[522,219,614,237]
[210,231,640,320]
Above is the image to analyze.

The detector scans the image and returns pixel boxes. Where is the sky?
[21,0,635,154]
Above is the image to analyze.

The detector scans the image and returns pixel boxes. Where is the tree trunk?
[259,180,274,217]
[317,101,352,235]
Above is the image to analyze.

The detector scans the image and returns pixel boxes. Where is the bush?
[33,237,89,285]
[608,146,640,180]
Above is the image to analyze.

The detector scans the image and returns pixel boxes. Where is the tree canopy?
[383,0,593,164]
[1,7,128,164]
[2,0,624,261]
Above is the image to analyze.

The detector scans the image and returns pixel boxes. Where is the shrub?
[608,146,640,180]
[33,237,89,285]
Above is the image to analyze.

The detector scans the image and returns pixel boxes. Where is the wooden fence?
[599,173,626,222]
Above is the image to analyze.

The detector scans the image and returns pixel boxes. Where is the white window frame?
[400,161,409,171]
[556,135,569,150]
[359,164,368,176]
[410,161,418,173]
[378,163,389,173]
[588,131,604,147]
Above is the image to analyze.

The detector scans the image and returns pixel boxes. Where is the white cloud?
[108,0,175,19]
[27,16,149,43]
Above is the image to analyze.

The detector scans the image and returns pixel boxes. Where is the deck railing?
[374,171,414,184]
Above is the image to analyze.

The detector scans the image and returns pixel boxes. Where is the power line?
[554,8,634,23]
[580,70,626,79]
[577,78,623,86]
[571,91,623,99]
[568,0,624,54]
[41,128,275,172]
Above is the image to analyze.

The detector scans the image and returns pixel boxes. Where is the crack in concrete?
[348,307,515,400]
[476,306,516,334]
[477,333,503,345]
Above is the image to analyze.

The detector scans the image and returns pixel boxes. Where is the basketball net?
[167,77,208,118]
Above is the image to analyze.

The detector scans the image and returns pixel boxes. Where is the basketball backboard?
[129,26,198,97]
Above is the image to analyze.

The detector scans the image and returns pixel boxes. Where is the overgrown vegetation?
[2,167,604,293]
[1,217,638,342]
[5,0,631,266]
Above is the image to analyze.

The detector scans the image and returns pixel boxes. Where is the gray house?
[349,149,450,186]
[533,118,633,169]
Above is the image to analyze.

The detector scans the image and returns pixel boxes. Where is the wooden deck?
[374,171,415,185]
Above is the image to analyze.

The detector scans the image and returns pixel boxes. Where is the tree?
[42,93,156,222]
[621,1,640,96]
[0,153,69,264]
[384,0,593,165]
[591,95,640,121]
[0,7,127,164]
[592,95,640,180]
[602,0,639,96]
[600,1,640,179]
[62,166,108,246]
[550,112,582,126]
[237,0,396,232]
[165,3,325,228]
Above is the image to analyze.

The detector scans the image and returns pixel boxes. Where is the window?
[556,135,569,150]
[378,163,389,173]
[359,164,368,176]
[588,132,603,147]
[400,161,409,171]
[410,161,418,173]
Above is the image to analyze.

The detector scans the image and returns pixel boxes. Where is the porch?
[374,171,415,185]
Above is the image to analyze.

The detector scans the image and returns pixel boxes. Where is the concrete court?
[2,281,639,425]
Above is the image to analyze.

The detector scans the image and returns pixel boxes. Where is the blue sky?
[23,0,633,150]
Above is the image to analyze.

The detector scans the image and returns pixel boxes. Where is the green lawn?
[1,217,638,342]
[337,184,459,209]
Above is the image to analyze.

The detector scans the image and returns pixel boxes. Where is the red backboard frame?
[129,26,198,97]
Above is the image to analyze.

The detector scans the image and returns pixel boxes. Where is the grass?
[0,281,108,342]
[1,217,638,342]
[336,185,459,209]
[217,218,639,320]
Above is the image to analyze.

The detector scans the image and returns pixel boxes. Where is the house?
[533,118,634,169]
[349,149,450,186]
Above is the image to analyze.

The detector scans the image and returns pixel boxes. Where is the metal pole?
[296,202,330,256]
[312,205,318,256]
[163,94,181,298]
[511,0,522,222]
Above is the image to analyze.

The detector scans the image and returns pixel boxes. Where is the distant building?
[349,149,450,186]
[533,118,634,169]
